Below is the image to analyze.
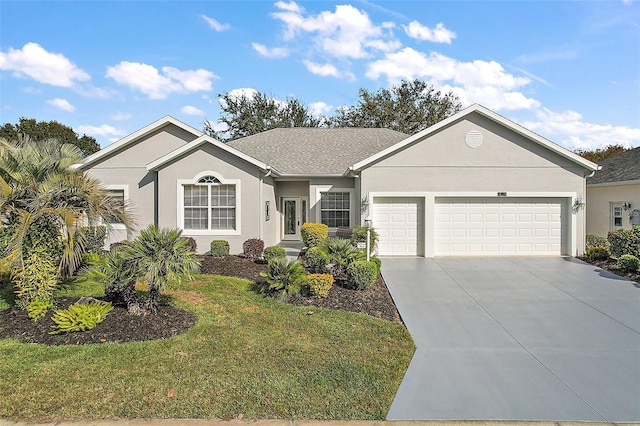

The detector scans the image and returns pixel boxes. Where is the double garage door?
[373,197,566,256]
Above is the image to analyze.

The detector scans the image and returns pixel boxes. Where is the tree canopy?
[573,144,630,163]
[0,118,100,156]
[206,79,462,140]
[205,91,322,140]
[328,79,462,134]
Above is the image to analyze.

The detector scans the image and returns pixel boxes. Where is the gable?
[74,116,201,171]
[368,112,587,174]
[352,104,598,174]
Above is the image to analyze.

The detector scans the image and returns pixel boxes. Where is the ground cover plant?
[0,271,414,420]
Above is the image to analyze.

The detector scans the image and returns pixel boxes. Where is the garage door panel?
[435,197,566,256]
[373,197,423,256]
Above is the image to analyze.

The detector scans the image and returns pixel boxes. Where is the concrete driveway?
[382,257,640,422]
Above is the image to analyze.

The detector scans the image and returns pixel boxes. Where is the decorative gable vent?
[465,130,483,148]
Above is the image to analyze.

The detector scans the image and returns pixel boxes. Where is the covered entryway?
[372,197,424,256]
[434,197,567,256]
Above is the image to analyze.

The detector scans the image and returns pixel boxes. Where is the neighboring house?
[586,147,640,237]
[73,104,598,257]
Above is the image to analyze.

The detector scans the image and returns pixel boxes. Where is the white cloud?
[524,108,640,150]
[181,105,205,116]
[403,21,456,44]
[274,1,302,13]
[271,3,395,59]
[366,47,540,111]
[309,101,332,116]
[0,42,90,87]
[106,62,216,99]
[78,124,125,138]
[252,43,290,58]
[110,111,131,121]
[47,98,75,112]
[201,15,230,31]
[303,60,341,78]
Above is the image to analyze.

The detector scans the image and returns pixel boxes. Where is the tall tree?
[205,91,323,140]
[0,118,100,156]
[328,79,462,134]
[574,144,630,163]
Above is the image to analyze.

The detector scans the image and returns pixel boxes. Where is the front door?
[282,197,301,240]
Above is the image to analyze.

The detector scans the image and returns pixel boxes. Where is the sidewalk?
[1,419,633,426]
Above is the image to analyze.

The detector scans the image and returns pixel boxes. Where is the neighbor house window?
[104,189,125,224]
[320,192,350,227]
[183,176,236,230]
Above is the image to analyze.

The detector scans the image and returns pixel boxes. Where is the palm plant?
[260,257,307,301]
[0,135,132,278]
[121,225,201,311]
[85,249,138,311]
[320,238,365,281]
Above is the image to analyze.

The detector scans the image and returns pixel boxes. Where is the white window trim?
[177,171,241,236]
[315,186,355,230]
[104,185,129,230]
[610,202,624,231]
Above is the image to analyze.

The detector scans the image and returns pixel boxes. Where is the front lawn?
[0,274,414,421]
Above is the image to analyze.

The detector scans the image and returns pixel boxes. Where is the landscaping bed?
[0,296,196,345]
[580,256,640,284]
[198,254,402,323]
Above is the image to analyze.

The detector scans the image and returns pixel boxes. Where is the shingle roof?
[226,127,408,175]
[587,147,640,185]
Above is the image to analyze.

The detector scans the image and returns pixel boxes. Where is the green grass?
[0,275,414,421]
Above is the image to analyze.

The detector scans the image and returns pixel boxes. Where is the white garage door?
[373,197,424,256]
[435,197,566,256]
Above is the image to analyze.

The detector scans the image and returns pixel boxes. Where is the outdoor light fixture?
[572,196,585,213]
[623,202,632,211]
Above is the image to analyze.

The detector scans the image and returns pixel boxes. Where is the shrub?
[586,234,610,251]
[260,257,307,301]
[243,238,265,259]
[301,223,329,248]
[210,240,230,257]
[321,238,366,281]
[351,225,378,254]
[607,227,640,258]
[617,254,640,273]
[13,247,59,309]
[304,246,330,273]
[585,247,610,262]
[346,260,378,290]
[180,236,198,253]
[76,226,107,254]
[370,255,382,274]
[50,300,113,334]
[263,246,287,263]
[305,274,334,298]
[26,299,54,321]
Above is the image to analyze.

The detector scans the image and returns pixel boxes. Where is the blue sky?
[1,0,638,150]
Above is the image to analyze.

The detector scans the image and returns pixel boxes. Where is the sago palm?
[121,225,201,311]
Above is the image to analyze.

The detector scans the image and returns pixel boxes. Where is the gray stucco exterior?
[75,105,597,256]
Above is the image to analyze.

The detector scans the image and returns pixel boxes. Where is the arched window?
[182,174,236,231]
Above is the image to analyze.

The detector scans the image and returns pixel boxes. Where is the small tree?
[121,225,201,311]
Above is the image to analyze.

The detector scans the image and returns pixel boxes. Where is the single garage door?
[373,197,424,256]
[435,197,566,256]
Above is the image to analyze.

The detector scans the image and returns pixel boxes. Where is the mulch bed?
[0,254,403,346]
[580,256,640,284]
[199,254,402,322]
[0,297,196,346]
